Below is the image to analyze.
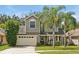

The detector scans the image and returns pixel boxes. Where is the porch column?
[53,35,55,48]
[64,35,66,47]
[49,36,50,45]
[44,36,45,45]
[61,36,64,46]
[58,36,59,41]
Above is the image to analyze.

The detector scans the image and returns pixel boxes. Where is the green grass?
[36,46,79,50]
[36,46,79,54]
[38,50,79,54]
[0,44,10,51]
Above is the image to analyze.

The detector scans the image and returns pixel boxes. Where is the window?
[30,21,35,28]
[24,36,26,38]
[19,36,21,38]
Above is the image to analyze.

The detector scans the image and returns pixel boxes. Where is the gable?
[25,15,40,34]
[26,15,38,20]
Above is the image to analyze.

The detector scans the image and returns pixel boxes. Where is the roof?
[66,29,79,36]
[25,15,38,20]
[0,28,6,36]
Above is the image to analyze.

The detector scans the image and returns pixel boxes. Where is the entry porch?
[39,34,67,46]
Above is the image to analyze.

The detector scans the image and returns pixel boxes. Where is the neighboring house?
[0,28,7,44]
[16,15,64,46]
[66,29,79,45]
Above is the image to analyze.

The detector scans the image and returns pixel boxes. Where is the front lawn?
[38,50,79,54]
[0,44,10,51]
[36,46,79,54]
[36,46,79,50]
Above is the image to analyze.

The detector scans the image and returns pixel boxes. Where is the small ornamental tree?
[0,23,6,29]
[5,19,19,46]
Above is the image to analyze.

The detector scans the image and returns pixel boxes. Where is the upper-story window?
[30,19,36,28]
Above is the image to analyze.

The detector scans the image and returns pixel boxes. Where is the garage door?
[16,35,37,46]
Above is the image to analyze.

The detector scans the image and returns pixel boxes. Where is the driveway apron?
[0,46,37,54]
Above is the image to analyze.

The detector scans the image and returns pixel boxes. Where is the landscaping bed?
[0,44,10,51]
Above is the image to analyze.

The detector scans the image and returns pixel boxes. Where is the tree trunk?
[40,21,41,34]
[78,39,79,46]
[53,36,55,48]
[44,36,45,45]
[52,24,55,48]
[42,24,44,34]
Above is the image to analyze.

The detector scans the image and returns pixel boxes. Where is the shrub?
[55,41,61,46]
[5,19,19,46]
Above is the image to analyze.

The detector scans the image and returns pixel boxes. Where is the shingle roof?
[66,29,79,36]
[0,28,6,36]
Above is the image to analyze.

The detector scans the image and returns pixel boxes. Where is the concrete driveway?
[0,46,37,54]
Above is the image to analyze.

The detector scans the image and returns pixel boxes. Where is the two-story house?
[16,15,65,46]
[16,15,40,46]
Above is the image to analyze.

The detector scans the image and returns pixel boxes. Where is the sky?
[0,5,79,21]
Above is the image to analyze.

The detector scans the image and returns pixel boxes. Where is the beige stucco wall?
[72,39,79,45]
[18,25,26,34]
[18,16,40,34]
[37,35,40,44]
[0,35,7,44]
[2,36,7,44]
[25,17,40,34]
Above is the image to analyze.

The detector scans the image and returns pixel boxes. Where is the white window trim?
[29,19,36,29]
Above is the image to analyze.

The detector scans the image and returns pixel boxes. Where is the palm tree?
[64,12,76,32]
[35,6,66,46]
[34,6,50,45]
[35,6,76,46]
[76,22,79,28]
[35,6,49,34]
[45,6,65,47]
[61,12,76,47]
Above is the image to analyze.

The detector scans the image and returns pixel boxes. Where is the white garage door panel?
[16,35,37,46]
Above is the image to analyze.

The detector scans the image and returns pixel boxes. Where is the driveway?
[0,46,37,54]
